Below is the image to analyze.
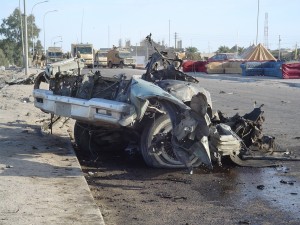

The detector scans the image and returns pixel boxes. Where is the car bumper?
[33,89,136,126]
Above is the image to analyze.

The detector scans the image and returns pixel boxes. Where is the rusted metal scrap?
[210,105,300,167]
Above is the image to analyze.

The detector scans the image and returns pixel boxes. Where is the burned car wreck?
[33,34,299,173]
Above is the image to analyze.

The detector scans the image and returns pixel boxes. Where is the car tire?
[140,103,202,168]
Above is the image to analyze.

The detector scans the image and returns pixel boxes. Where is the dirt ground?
[1,69,299,225]
[75,71,300,225]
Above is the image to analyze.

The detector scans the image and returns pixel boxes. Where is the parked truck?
[71,43,94,68]
[94,50,108,68]
[107,47,136,69]
[46,47,63,63]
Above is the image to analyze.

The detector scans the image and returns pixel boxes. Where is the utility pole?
[295,43,298,60]
[19,0,25,69]
[168,19,170,48]
[108,26,110,48]
[264,12,269,49]
[81,9,84,43]
[31,1,48,56]
[24,0,29,75]
[43,10,58,54]
[236,31,239,55]
[174,32,177,49]
[278,35,281,60]
[135,43,137,58]
[256,0,260,45]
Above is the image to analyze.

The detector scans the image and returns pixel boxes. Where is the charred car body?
[33,34,299,173]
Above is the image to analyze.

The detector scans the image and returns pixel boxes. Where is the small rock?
[239,220,250,224]
[281,100,290,104]
[21,97,30,103]
[280,179,295,185]
[290,193,298,195]
[6,165,13,168]
[257,185,265,190]
[88,171,94,176]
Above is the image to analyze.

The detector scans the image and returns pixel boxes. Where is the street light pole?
[31,1,48,55]
[19,0,25,68]
[23,0,29,75]
[43,10,58,54]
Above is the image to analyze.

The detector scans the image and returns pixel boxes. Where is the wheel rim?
[150,118,180,164]
[147,115,200,167]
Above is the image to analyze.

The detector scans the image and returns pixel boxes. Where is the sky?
[1,0,299,53]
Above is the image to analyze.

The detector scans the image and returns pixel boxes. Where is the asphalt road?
[2,66,299,225]
[76,70,300,225]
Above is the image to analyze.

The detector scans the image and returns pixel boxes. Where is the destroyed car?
[33,34,299,173]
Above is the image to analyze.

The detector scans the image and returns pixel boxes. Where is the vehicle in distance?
[71,43,94,68]
[107,47,136,69]
[94,50,108,68]
[208,53,242,62]
[46,47,63,63]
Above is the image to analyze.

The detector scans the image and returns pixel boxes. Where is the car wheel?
[140,106,202,168]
